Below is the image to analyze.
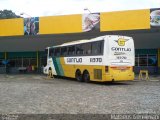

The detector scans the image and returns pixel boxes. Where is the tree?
[0,9,21,19]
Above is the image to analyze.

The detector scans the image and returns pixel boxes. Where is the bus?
[43,35,135,82]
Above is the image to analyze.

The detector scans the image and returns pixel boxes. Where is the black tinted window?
[84,43,91,55]
[61,47,67,56]
[49,48,54,57]
[54,48,60,56]
[68,46,75,56]
[92,41,104,55]
[76,45,83,55]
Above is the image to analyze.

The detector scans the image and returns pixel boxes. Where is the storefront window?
[135,55,139,66]
[40,57,47,67]
[135,54,157,66]
[15,59,22,67]
[0,59,4,67]
[8,57,36,67]
[139,55,147,66]
[9,59,16,67]
[148,55,157,66]
[30,58,36,66]
[23,58,30,67]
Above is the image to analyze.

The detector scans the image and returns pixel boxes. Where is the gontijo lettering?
[67,58,82,63]
[111,47,131,51]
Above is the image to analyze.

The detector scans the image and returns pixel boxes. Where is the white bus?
[43,35,135,82]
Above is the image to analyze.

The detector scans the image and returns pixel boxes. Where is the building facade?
[0,8,160,74]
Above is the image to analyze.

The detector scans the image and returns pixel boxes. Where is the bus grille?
[94,69,102,80]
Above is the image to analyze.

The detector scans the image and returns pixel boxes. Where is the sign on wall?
[24,17,39,35]
[82,13,100,32]
[150,8,160,28]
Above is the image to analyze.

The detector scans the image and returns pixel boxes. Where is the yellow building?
[0,8,159,74]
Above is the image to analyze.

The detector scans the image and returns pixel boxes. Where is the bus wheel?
[75,70,83,82]
[83,71,90,83]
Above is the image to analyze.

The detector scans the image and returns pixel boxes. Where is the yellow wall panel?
[0,18,23,36]
[39,14,82,34]
[101,9,150,31]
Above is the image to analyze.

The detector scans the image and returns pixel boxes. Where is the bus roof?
[51,35,106,48]
[48,35,132,48]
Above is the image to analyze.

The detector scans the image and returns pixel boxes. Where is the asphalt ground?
[0,74,160,114]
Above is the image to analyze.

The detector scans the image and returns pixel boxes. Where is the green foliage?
[0,9,21,19]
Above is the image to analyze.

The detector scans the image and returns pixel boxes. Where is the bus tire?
[75,70,83,82]
[83,70,90,83]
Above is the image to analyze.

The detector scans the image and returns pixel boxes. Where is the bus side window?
[82,43,91,55]
[92,42,97,55]
[49,48,54,57]
[87,49,91,54]
[86,43,92,55]
[76,45,83,55]
[99,41,104,54]
[61,47,67,56]
[45,48,49,58]
[92,41,104,55]
[54,48,60,57]
[68,46,75,56]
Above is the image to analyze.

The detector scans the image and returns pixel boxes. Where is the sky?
[0,0,160,17]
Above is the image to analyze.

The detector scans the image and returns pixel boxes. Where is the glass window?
[76,45,83,55]
[8,59,16,67]
[0,59,4,67]
[54,48,60,56]
[49,48,54,57]
[23,58,30,67]
[40,57,47,67]
[135,57,139,66]
[139,58,147,66]
[82,43,91,55]
[135,55,138,57]
[92,41,104,55]
[61,47,67,56]
[30,58,36,66]
[68,46,75,56]
[148,55,157,66]
[45,48,48,57]
[3,57,38,68]
[139,55,147,57]
[15,58,22,67]
[135,54,157,67]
